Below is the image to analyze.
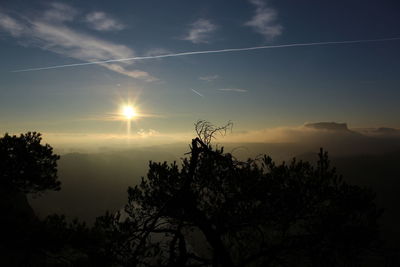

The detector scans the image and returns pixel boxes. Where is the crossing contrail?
[11,37,400,73]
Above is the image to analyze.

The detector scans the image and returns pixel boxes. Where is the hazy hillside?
[332,152,400,249]
[30,147,184,223]
[31,139,400,224]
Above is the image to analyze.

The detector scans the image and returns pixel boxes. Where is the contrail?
[11,37,400,73]
[191,89,204,97]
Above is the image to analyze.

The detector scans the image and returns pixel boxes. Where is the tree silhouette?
[0,132,61,265]
[0,132,60,195]
[0,128,385,266]
[93,122,382,266]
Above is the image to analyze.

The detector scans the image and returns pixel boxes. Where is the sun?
[122,105,137,120]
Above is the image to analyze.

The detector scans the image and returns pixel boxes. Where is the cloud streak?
[182,19,217,44]
[191,89,204,97]
[0,13,25,36]
[199,74,219,82]
[0,5,155,81]
[219,88,248,93]
[245,0,283,40]
[11,37,400,72]
[85,11,125,31]
[43,2,78,23]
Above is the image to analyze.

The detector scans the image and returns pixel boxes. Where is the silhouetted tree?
[0,132,61,265]
[93,121,382,266]
[0,128,385,266]
[0,132,60,195]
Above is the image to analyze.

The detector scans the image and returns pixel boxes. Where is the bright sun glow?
[122,105,137,120]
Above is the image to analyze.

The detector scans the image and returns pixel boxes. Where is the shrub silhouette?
[92,122,382,267]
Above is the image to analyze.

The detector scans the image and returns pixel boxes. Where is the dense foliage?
[0,129,385,266]
[0,132,61,265]
[0,132,60,194]
[93,137,382,266]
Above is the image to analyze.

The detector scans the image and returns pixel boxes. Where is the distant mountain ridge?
[304,122,352,132]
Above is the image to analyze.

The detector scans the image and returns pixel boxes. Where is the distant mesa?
[304,122,350,132]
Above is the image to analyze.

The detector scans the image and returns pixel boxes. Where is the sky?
[1,0,400,148]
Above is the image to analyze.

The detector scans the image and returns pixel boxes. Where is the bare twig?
[195,120,233,145]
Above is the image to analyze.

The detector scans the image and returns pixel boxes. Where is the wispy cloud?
[102,63,157,82]
[144,48,171,57]
[0,13,25,36]
[137,128,160,138]
[0,5,155,81]
[245,0,282,40]
[199,74,219,82]
[218,88,248,93]
[182,18,217,44]
[43,2,78,23]
[85,11,124,31]
[31,21,131,60]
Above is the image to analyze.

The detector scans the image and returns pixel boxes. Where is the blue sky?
[1,0,400,147]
